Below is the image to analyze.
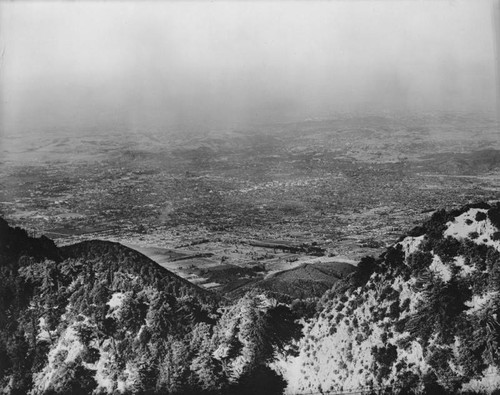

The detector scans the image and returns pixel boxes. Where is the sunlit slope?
[275,202,500,394]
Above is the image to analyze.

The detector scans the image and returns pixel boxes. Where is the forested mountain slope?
[274,202,500,394]
[0,218,299,395]
[4,202,500,395]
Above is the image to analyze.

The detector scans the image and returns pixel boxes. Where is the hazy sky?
[0,1,498,134]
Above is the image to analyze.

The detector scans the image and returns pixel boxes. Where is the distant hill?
[0,218,299,395]
[60,239,213,301]
[274,202,500,394]
[228,261,356,300]
[424,149,500,175]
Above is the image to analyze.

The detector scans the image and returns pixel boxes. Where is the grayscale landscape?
[1,1,500,394]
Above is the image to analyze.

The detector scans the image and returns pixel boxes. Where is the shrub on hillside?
[372,344,397,381]
[407,251,433,275]
[476,211,487,222]
[423,209,455,240]
[432,236,462,263]
[468,231,479,240]
[290,299,317,319]
[459,240,491,272]
[380,285,398,301]
[488,206,500,230]
[395,334,411,351]
[388,300,400,319]
[427,347,454,385]
[400,298,411,313]
[383,246,405,269]
[407,275,471,345]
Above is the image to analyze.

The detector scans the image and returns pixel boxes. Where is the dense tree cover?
[0,218,301,394]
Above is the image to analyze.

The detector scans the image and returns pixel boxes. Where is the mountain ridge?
[0,217,299,395]
[274,202,500,394]
[3,202,500,394]
[60,239,213,299]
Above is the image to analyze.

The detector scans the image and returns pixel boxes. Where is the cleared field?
[227,261,356,299]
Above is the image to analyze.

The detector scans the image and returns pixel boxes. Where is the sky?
[0,1,498,135]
